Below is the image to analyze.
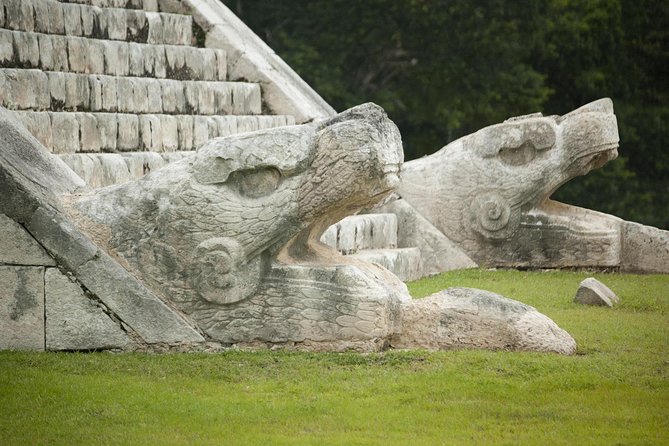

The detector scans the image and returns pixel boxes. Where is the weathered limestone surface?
[1,0,193,45]
[0,106,204,346]
[0,266,45,350]
[62,103,574,353]
[0,0,585,353]
[185,0,335,123]
[0,29,227,81]
[518,200,622,268]
[45,268,134,350]
[0,107,86,223]
[28,206,206,344]
[58,151,193,188]
[398,98,669,273]
[54,0,189,13]
[393,287,577,354]
[320,214,398,254]
[13,111,295,154]
[319,213,432,281]
[372,198,476,275]
[348,248,423,282]
[0,213,55,266]
[0,69,261,115]
[620,221,669,274]
[574,278,619,307]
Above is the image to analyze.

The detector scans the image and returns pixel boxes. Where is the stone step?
[348,248,424,282]
[321,214,398,254]
[0,68,259,115]
[13,110,296,153]
[56,0,151,9]
[56,0,189,14]
[0,0,193,46]
[58,150,192,187]
[0,29,226,81]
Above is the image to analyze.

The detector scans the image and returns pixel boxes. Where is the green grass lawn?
[1,269,668,445]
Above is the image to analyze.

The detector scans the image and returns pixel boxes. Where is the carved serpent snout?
[275,103,404,265]
[462,98,619,241]
[298,103,403,225]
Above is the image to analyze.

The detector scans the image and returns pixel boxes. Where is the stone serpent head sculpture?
[398,98,642,269]
[69,103,410,350]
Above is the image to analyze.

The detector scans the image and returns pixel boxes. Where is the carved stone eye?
[499,142,537,166]
[229,167,281,198]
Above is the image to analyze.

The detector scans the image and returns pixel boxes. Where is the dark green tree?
[224,0,668,228]
[535,0,669,228]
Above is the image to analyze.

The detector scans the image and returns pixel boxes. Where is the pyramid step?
[0,68,260,115]
[348,248,424,282]
[13,110,296,153]
[56,0,154,10]
[0,29,226,81]
[58,151,192,187]
[56,0,188,14]
[0,0,193,46]
[321,214,398,254]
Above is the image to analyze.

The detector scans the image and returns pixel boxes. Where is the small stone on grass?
[574,277,619,307]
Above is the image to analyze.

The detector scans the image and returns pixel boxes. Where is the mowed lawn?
[1,269,667,445]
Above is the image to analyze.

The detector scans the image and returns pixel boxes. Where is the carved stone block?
[46,0,66,35]
[620,221,669,273]
[89,75,119,112]
[45,268,134,350]
[39,34,69,72]
[79,113,102,152]
[62,3,83,36]
[102,40,130,77]
[14,31,40,68]
[0,214,54,266]
[116,113,140,151]
[51,112,80,153]
[159,79,186,113]
[0,30,13,66]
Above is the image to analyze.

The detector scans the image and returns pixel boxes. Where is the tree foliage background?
[223,0,668,229]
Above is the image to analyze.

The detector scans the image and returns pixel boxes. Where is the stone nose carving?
[559,110,619,174]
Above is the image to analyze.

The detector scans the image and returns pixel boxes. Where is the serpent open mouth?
[574,142,619,173]
[279,162,402,267]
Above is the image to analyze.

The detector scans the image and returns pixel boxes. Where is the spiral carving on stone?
[190,238,262,305]
[469,192,519,239]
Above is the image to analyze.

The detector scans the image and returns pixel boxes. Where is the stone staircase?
[0,0,427,282]
[320,213,423,281]
[0,0,295,186]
